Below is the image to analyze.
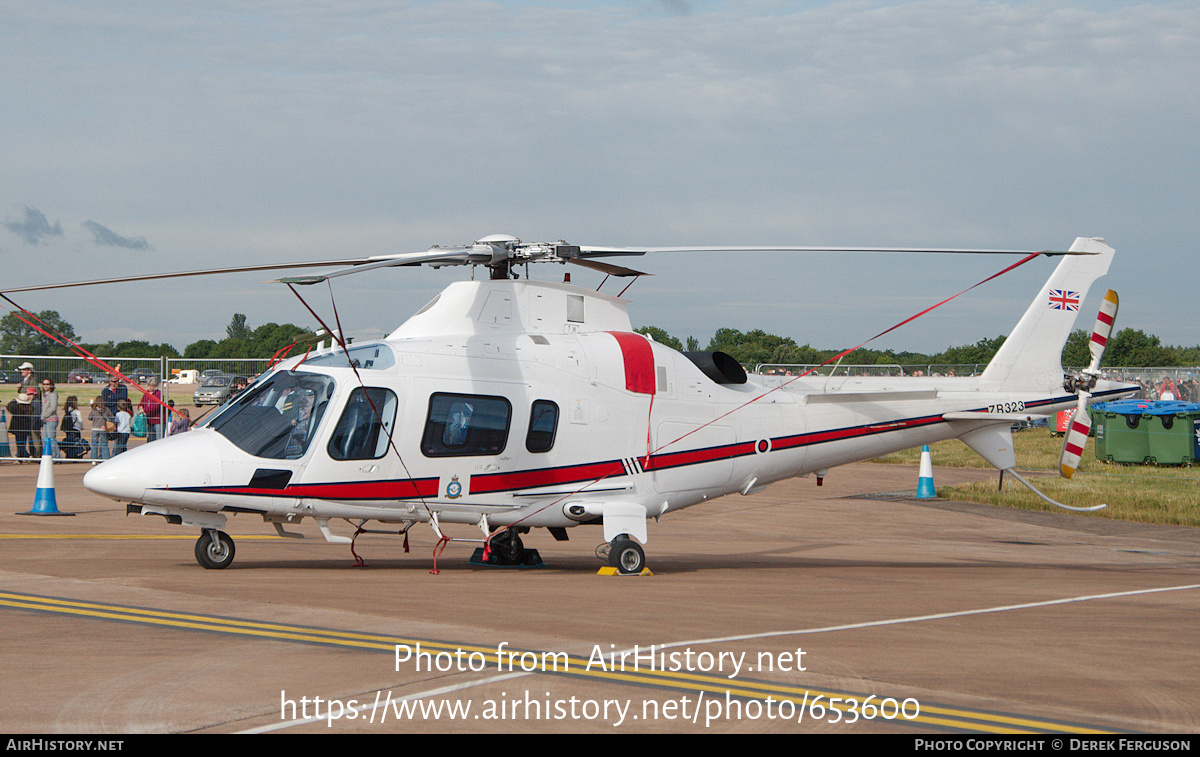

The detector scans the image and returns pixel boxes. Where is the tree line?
[0,311,315,362]
[637,326,1198,368]
[1,309,1194,368]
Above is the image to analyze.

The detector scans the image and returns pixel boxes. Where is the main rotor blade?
[578,245,1079,256]
[0,257,378,294]
[278,247,483,284]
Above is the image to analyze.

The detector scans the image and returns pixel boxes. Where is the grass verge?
[871,429,1200,527]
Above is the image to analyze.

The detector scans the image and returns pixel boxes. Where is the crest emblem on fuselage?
[445,475,463,499]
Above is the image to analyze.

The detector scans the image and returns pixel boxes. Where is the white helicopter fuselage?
[82,237,1135,569]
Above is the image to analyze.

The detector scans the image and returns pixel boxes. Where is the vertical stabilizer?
[980,237,1114,391]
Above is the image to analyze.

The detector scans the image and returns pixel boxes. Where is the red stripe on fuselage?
[469,460,628,493]
[641,442,758,472]
[175,478,440,501]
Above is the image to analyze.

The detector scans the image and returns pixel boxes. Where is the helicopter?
[5,234,1135,573]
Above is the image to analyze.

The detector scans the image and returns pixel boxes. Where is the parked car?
[0,370,20,384]
[67,368,92,384]
[193,375,246,406]
[129,370,157,385]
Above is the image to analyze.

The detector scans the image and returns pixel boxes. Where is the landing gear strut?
[195,529,235,569]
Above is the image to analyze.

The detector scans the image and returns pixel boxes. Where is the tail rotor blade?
[1060,289,1117,478]
[1059,397,1092,479]
[1088,289,1119,372]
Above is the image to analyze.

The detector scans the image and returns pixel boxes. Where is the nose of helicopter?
[84,430,224,502]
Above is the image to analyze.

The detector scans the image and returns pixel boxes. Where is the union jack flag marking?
[1048,289,1080,311]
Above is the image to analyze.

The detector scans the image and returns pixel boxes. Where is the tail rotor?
[1059,289,1119,478]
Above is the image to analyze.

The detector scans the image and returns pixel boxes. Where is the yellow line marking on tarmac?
[0,534,285,540]
[1,590,1107,733]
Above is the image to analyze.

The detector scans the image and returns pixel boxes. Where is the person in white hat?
[6,388,37,458]
[17,362,42,451]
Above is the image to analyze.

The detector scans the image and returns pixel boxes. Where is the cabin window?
[208,371,335,460]
[327,388,398,461]
[421,393,511,457]
[525,400,559,453]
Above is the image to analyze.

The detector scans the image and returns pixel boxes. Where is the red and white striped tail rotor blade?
[1059,400,1092,479]
[1088,289,1119,371]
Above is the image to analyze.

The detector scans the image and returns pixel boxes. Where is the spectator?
[61,396,86,459]
[231,377,249,399]
[138,376,165,441]
[169,407,191,436]
[113,398,133,455]
[40,378,59,458]
[6,389,36,458]
[1159,378,1179,402]
[19,362,42,452]
[101,375,128,415]
[88,398,113,460]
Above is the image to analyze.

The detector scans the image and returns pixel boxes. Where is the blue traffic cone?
[916,444,937,498]
[0,409,9,457]
[19,437,73,516]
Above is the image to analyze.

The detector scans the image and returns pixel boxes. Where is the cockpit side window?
[208,371,335,460]
[421,392,511,457]
[328,387,398,461]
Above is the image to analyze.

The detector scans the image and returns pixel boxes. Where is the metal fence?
[1,356,277,461]
[0,355,164,390]
[754,364,1199,401]
[162,358,273,408]
[1067,367,1198,402]
[754,363,989,377]
[0,355,273,407]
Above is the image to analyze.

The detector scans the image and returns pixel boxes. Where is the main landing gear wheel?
[608,536,645,575]
[195,529,235,569]
[491,528,525,564]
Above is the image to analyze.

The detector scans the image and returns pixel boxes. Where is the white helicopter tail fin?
[980,237,1115,391]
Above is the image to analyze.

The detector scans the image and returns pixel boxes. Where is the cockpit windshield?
[207,371,335,459]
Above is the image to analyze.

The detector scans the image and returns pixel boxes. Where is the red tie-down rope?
[495,251,1047,537]
[267,340,300,368]
[647,251,1045,457]
[1,294,181,421]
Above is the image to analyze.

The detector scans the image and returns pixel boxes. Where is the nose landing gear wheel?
[608,536,645,574]
[195,529,236,569]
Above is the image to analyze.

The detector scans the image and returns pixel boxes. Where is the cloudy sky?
[3,0,1197,357]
